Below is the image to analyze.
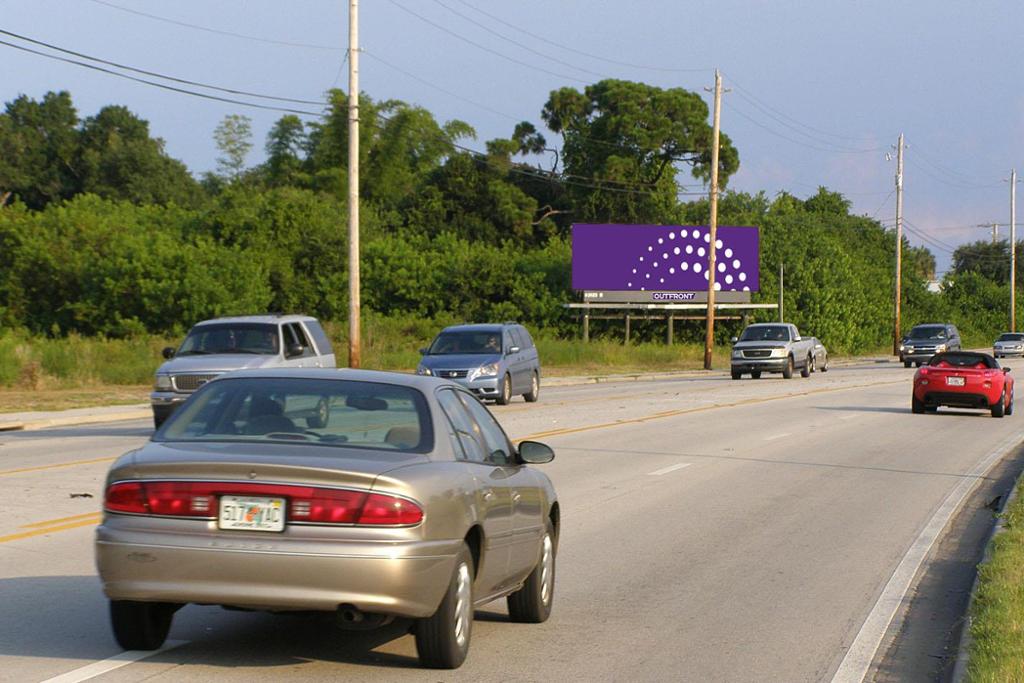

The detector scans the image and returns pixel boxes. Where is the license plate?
[218,496,285,532]
[946,376,965,386]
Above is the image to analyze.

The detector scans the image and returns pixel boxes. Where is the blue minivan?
[416,323,541,404]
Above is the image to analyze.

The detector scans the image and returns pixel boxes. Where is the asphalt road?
[1,360,1021,682]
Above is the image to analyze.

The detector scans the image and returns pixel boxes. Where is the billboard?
[572,223,760,294]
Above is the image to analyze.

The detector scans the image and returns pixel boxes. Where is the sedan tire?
[415,544,474,669]
[507,521,556,624]
[820,354,829,372]
[800,356,811,378]
[912,394,925,414]
[110,600,176,651]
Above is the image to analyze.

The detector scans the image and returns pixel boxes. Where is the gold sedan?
[95,369,558,669]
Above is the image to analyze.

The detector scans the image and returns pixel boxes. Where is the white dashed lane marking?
[764,433,792,441]
[648,463,692,476]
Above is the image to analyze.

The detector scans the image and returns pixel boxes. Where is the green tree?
[0,91,80,209]
[213,114,253,180]
[78,105,199,206]
[264,115,307,188]
[951,240,1011,283]
[540,79,739,224]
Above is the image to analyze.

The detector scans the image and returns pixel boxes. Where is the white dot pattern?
[624,228,752,291]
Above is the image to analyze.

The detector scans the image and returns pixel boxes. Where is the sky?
[2,0,1023,277]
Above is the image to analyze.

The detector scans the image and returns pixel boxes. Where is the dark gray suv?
[416,323,541,404]
[900,323,962,367]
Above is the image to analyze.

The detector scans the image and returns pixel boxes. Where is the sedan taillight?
[104,481,423,526]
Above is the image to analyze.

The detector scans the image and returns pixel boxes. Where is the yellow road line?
[20,511,101,529]
[515,379,905,442]
[0,517,100,544]
[0,455,117,477]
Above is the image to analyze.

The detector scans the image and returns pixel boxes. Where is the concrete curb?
[0,407,151,432]
[951,472,1023,682]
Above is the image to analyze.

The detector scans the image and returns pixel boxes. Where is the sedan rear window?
[156,377,433,452]
[928,353,998,369]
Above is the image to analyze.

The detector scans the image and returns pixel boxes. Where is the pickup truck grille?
[742,349,773,359]
[171,373,220,392]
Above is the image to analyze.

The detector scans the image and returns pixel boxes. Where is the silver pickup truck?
[730,323,828,379]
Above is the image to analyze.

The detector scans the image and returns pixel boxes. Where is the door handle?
[511,491,522,504]
[482,489,494,501]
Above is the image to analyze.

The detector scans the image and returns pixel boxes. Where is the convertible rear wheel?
[992,391,1006,418]
[415,544,474,669]
[110,600,176,650]
[1007,392,1014,416]
[911,394,925,414]
[507,521,556,623]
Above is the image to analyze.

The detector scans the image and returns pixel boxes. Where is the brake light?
[104,481,423,526]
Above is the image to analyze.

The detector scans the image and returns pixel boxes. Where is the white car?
[993,332,1024,358]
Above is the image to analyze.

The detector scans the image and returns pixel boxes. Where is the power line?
[452,0,713,73]
[723,100,881,155]
[0,38,324,117]
[0,28,327,106]
[84,0,342,51]
[385,0,589,84]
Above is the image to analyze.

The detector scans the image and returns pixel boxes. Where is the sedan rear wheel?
[911,394,926,414]
[110,600,176,650]
[415,545,474,669]
[507,521,556,623]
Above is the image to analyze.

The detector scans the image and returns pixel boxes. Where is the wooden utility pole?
[1012,169,1018,331]
[893,133,904,356]
[703,70,724,370]
[779,263,784,322]
[347,0,361,368]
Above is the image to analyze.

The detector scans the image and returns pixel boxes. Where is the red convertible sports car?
[912,351,1014,417]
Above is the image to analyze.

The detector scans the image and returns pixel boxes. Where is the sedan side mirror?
[162,346,176,359]
[518,440,555,464]
[285,343,304,358]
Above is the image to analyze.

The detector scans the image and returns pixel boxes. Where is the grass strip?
[967,476,1024,682]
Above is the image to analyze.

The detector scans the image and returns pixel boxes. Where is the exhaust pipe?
[336,604,394,630]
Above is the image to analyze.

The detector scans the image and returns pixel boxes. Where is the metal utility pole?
[893,133,904,356]
[703,69,724,370]
[347,0,361,368]
[1012,170,1018,331]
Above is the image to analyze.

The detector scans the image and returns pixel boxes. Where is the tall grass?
[0,315,741,390]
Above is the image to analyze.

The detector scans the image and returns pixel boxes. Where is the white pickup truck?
[730,323,828,380]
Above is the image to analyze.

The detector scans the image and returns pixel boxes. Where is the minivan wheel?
[523,373,540,403]
[496,374,512,405]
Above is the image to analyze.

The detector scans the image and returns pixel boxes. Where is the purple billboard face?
[571,224,760,292]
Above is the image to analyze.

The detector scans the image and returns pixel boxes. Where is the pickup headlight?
[904,346,915,353]
[470,363,500,381]
[770,348,788,358]
[731,349,742,359]
[936,344,947,352]
[416,366,432,376]
[154,374,172,391]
